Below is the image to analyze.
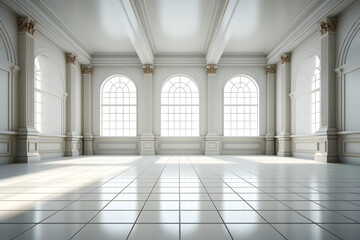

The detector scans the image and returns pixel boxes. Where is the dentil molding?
[17,17,35,36]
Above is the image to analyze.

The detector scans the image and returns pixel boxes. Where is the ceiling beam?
[118,0,154,64]
[205,0,242,65]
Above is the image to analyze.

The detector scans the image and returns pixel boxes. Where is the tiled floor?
[0,155,360,240]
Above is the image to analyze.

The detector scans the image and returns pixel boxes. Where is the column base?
[140,134,155,155]
[277,135,292,157]
[314,131,338,163]
[16,128,40,163]
[83,135,93,155]
[205,134,220,155]
[65,135,81,157]
[265,135,275,155]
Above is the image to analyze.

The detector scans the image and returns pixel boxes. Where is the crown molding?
[219,54,267,66]
[154,55,206,66]
[2,0,91,64]
[91,54,141,66]
[266,0,357,64]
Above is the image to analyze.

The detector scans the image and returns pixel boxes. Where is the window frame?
[223,74,260,137]
[311,68,321,133]
[100,74,138,137]
[160,74,200,137]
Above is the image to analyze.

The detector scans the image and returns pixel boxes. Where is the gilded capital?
[206,64,217,74]
[81,65,93,74]
[143,65,154,74]
[266,65,276,74]
[65,53,77,65]
[18,17,35,36]
[281,53,291,64]
[320,17,337,35]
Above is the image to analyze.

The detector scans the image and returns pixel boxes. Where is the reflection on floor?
[0,155,360,240]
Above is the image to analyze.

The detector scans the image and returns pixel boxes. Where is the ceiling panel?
[42,0,136,54]
[143,0,216,54]
[224,0,310,54]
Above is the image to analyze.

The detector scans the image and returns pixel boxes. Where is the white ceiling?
[44,0,136,54]
[224,0,310,54]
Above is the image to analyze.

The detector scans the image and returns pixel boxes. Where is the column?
[65,53,80,156]
[315,17,338,163]
[265,65,276,155]
[277,53,292,157]
[140,65,155,155]
[81,65,93,155]
[16,17,40,163]
[205,64,220,155]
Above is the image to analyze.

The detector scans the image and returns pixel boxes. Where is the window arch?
[161,75,199,136]
[224,75,259,136]
[100,75,137,136]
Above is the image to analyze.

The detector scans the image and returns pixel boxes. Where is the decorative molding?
[320,17,337,35]
[81,65,92,75]
[65,53,76,65]
[266,65,277,74]
[17,17,35,35]
[206,64,217,74]
[142,64,154,74]
[266,0,356,64]
[219,54,267,66]
[281,53,291,64]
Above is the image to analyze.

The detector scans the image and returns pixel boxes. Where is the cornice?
[218,54,267,66]
[1,0,91,64]
[266,0,356,64]
[91,54,141,66]
[154,55,206,66]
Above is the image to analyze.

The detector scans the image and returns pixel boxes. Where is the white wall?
[0,3,17,164]
[336,1,360,164]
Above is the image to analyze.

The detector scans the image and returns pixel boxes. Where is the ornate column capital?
[65,53,77,65]
[320,17,337,36]
[81,65,93,75]
[206,64,217,74]
[281,53,291,64]
[266,65,276,74]
[17,17,35,36]
[143,64,154,74]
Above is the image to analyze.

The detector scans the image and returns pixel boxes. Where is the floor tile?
[104,201,145,210]
[219,211,266,223]
[181,224,231,240]
[298,211,356,223]
[0,201,72,211]
[148,193,179,201]
[181,211,222,223]
[214,200,252,210]
[247,201,290,210]
[335,211,360,222]
[14,224,84,240]
[320,224,360,240]
[315,201,360,210]
[72,224,132,240]
[63,201,108,210]
[43,211,98,223]
[114,194,149,201]
[128,224,179,240]
[273,224,339,240]
[137,210,179,223]
[258,211,311,223]
[0,224,34,239]
[180,201,216,210]
[0,211,55,223]
[90,211,139,223]
[227,223,285,240]
[281,201,327,210]
[143,201,179,210]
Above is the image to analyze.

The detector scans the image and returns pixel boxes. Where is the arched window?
[311,67,321,133]
[161,75,199,136]
[34,55,64,135]
[224,75,259,136]
[100,75,137,136]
